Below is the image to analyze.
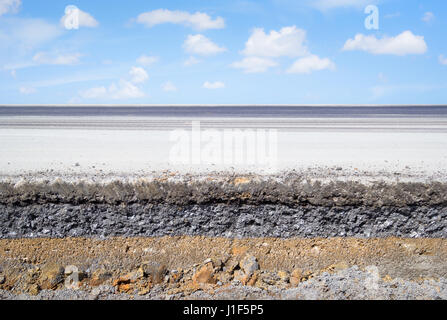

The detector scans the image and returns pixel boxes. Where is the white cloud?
[311,0,376,11]
[0,0,21,16]
[19,86,36,95]
[342,31,427,55]
[32,52,81,65]
[162,81,177,92]
[439,55,447,66]
[129,66,148,84]
[203,81,225,89]
[0,18,63,50]
[184,56,200,66]
[80,80,145,100]
[231,57,278,73]
[422,12,435,23]
[232,25,333,75]
[60,7,99,28]
[79,67,148,100]
[136,55,159,67]
[286,54,335,74]
[183,34,226,56]
[136,9,224,30]
[242,26,308,58]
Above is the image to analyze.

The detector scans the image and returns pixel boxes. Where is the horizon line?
[1,104,447,108]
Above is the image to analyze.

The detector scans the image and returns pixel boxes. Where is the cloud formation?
[203,81,225,89]
[19,86,36,95]
[183,34,226,56]
[242,26,308,58]
[60,7,99,28]
[343,31,427,55]
[80,80,145,100]
[439,55,447,66]
[80,67,148,100]
[233,25,333,74]
[137,9,224,30]
[184,56,200,66]
[32,52,81,65]
[136,55,159,67]
[231,57,278,73]
[129,67,149,84]
[0,18,62,50]
[0,0,21,16]
[287,54,335,74]
[422,12,435,23]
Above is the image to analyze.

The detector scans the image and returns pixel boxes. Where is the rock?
[225,258,240,273]
[290,276,301,286]
[28,284,40,296]
[138,287,151,296]
[90,269,112,286]
[278,271,289,282]
[290,268,303,286]
[192,263,216,284]
[169,270,183,284]
[141,262,167,284]
[91,287,101,299]
[39,264,65,290]
[0,275,5,285]
[240,255,259,276]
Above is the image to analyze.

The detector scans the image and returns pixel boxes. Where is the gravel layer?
[1,203,446,239]
[1,267,446,300]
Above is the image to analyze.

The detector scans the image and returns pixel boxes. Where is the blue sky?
[0,0,446,104]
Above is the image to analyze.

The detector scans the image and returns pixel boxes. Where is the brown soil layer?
[1,237,446,297]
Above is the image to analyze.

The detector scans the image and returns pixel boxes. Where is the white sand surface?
[1,116,446,182]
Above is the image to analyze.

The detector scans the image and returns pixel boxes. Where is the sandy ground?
[1,237,447,300]
[0,116,447,179]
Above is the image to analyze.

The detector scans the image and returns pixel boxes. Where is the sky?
[0,0,446,105]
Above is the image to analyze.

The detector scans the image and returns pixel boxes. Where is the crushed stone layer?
[1,204,447,239]
[0,237,446,300]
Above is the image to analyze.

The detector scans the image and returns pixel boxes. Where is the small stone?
[290,276,301,286]
[39,264,64,290]
[90,269,112,286]
[141,262,167,284]
[74,162,80,167]
[291,269,302,279]
[278,271,289,282]
[192,263,216,284]
[290,269,303,286]
[28,284,41,296]
[0,275,5,284]
[240,255,259,276]
[91,287,101,299]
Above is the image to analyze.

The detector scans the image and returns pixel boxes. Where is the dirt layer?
[1,178,447,208]
[0,237,446,299]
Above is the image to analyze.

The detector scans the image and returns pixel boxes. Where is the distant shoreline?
[1,104,447,108]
